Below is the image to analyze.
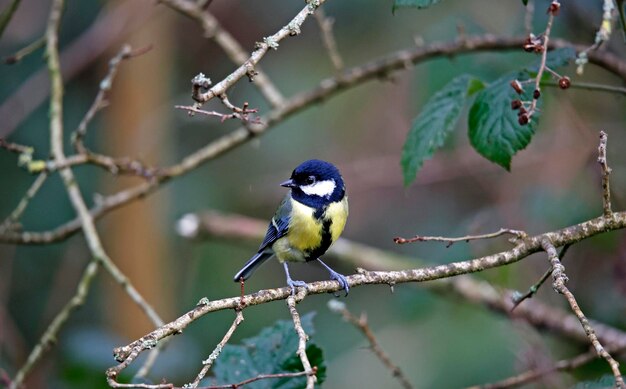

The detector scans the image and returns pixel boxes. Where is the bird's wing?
[258,194,291,251]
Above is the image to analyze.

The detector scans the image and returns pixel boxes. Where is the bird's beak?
[280,178,296,188]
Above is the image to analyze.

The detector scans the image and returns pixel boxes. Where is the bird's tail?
[233,251,273,282]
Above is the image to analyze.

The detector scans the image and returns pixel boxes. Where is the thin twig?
[0,138,32,154]
[394,228,527,247]
[525,1,559,123]
[510,244,570,311]
[3,36,45,64]
[176,103,260,124]
[0,172,48,232]
[188,311,244,388]
[541,238,624,387]
[0,0,22,40]
[598,131,612,217]
[314,6,344,71]
[575,0,615,75]
[160,0,285,108]
[186,0,327,104]
[286,295,316,389]
[199,370,314,389]
[542,80,626,95]
[72,44,133,153]
[328,301,413,389]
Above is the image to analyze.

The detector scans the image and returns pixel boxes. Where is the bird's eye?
[305,176,316,185]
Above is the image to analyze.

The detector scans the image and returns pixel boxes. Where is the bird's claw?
[328,270,350,297]
[287,278,308,296]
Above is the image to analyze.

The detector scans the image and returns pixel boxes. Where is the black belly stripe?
[306,218,333,261]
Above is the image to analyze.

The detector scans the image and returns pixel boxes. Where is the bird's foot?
[328,269,350,297]
[287,278,308,296]
[283,262,308,296]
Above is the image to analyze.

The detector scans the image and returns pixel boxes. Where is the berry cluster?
[510,0,570,126]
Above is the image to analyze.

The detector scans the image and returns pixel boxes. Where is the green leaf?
[468,72,538,170]
[393,0,441,12]
[212,313,325,388]
[467,48,574,170]
[281,344,326,385]
[401,74,484,185]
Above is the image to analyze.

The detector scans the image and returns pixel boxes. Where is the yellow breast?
[287,200,323,252]
[325,195,348,241]
[272,196,348,263]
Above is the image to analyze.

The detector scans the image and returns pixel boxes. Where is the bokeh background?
[1,0,626,387]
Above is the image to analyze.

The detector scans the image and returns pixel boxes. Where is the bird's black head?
[281,159,345,209]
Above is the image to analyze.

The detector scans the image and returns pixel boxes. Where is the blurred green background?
[1,0,626,387]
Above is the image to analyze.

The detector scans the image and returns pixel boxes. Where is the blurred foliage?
[212,313,325,388]
[0,0,625,388]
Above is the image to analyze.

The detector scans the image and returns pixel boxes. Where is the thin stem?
[185,0,327,104]
[510,244,570,311]
[72,44,133,154]
[526,2,558,121]
[160,0,285,108]
[542,80,626,95]
[329,301,413,389]
[3,36,45,64]
[541,238,624,387]
[187,311,244,388]
[598,131,612,217]
[0,0,22,39]
[314,6,344,71]
[0,172,48,232]
[394,228,527,246]
[286,295,316,389]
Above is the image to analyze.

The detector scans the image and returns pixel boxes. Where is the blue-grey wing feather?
[258,195,291,251]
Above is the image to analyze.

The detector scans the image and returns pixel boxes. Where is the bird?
[233,159,350,296]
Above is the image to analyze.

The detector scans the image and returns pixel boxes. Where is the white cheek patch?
[300,179,336,197]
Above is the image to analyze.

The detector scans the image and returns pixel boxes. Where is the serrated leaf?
[468,72,538,170]
[281,344,326,386]
[401,74,484,185]
[393,0,441,12]
[212,313,324,388]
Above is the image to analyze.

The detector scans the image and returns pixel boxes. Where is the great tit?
[233,159,350,295]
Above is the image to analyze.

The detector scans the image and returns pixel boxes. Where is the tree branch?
[286,295,316,389]
[159,0,285,108]
[177,210,626,349]
[108,210,626,382]
[541,238,624,387]
[598,130,612,217]
[185,0,326,105]
[2,35,625,246]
